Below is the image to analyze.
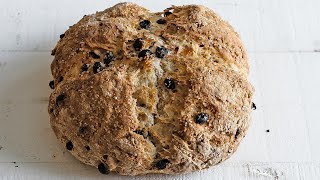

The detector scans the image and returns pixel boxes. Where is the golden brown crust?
[48,2,254,175]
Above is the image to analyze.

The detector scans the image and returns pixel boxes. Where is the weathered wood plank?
[0,162,319,180]
[0,0,319,52]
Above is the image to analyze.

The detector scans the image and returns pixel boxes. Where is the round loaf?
[48,2,254,175]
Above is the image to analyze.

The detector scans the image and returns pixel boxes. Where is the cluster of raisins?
[87,51,114,74]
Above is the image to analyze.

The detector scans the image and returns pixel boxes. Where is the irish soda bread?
[48,2,254,176]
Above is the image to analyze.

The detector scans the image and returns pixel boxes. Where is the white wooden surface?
[1,0,320,179]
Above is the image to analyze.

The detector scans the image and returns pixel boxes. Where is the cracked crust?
[48,2,254,175]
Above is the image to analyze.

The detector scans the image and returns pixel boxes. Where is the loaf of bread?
[48,2,254,175]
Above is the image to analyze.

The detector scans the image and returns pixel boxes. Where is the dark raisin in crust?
[89,51,100,59]
[81,64,90,72]
[235,129,241,139]
[103,155,108,160]
[164,79,176,89]
[98,163,110,174]
[103,51,114,65]
[164,11,172,17]
[49,80,54,89]
[51,49,56,56]
[133,130,144,136]
[156,46,168,58]
[138,49,153,59]
[133,38,143,51]
[79,126,86,133]
[139,20,151,29]
[93,62,105,73]
[156,19,166,24]
[195,113,209,124]
[59,34,65,39]
[66,141,73,150]
[56,94,66,106]
[155,159,170,169]
[58,76,64,83]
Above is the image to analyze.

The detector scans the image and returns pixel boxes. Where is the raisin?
[66,141,73,150]
[93,62,105,74]
[103,51,114,66]
[235,129,240,139]
[85,146,90,151]
[164,11,172,17]
[155,159,170,169]
[56,94,65,106]
[156,46,168,58]
[79,126,86,134]
[103,155,108,160]
[195,113,209,124]
[51,49,56,56]
[58,76,63,83]
[137,101,146,107]
[164,78,175,89]
[134,130,144,136]
[139,20,151,29]
[49,80,54,89]
[59,34,65,39]
[98,163,110,174]
[138,49,153,59]
[156,19,167,24]
[252,102,257,110]
[89,51,100,59]
[81,64,90,72]
[133,38,143,51]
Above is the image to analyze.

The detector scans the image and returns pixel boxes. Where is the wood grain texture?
[0,0,320,52]
[0,162,319,180]
[0,0,319,179]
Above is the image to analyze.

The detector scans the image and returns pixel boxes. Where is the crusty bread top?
[49,2,254,175]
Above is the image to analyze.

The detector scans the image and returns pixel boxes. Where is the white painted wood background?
[0,0,319,179]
